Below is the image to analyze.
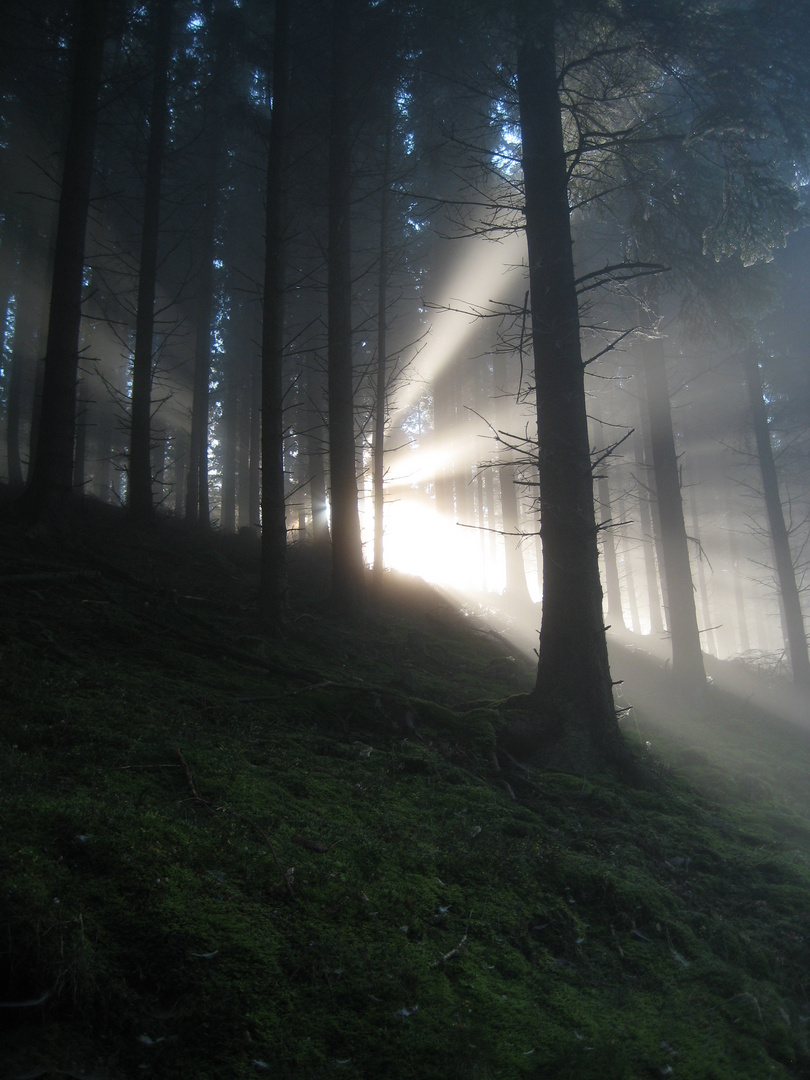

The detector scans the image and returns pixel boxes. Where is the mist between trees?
[2,0,810,770]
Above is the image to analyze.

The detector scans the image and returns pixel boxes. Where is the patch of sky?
[248,70,268,109]
[490,98,521,177]
[396,87,415,155]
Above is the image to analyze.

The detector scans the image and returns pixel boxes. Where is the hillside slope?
[1,502,809,1079]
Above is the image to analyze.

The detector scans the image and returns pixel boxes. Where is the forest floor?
[1,496,810,1079]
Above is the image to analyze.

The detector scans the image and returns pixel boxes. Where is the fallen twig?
[432,910,472,967]
[431,933,468,968]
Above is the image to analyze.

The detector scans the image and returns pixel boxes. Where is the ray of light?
[391,230,527,425]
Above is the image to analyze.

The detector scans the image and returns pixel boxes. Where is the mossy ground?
[1,500,809,1078]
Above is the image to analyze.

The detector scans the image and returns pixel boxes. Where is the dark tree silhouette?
[517,21,622,767]
[744,349,810,690]
[327,0,365,615]
[128,0,174,525]
[259,0,291,624]
[21,0,109,522]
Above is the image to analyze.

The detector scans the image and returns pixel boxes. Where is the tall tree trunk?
[493,352,531,605]
[744,351,810,689]
[372,83,395,588]
[219,345,238,532]
[687,477,717,658]
[96,407,113,503]
[517,26,620,766]
[617,494,641,634]
[259,0,290,623]
[305,364,330,550]
[5,258,39,492]
[642,332,706,693]
[185,150,217,527]
[21,0,108,521]
[633,426,664,635]
[236,329,253,530]
[129,0,173,525]
[722,481,751,655]
[6,352,24,493]
[327,0,365,614]
[247,351,261,531]
[598,472,626,631]
[73,379,88,491]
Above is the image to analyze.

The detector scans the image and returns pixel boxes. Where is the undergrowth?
[1,501,809,1078]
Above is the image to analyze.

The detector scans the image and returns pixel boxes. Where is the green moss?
[2,515,810,1077]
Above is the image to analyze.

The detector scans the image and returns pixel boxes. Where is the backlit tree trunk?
[598,471,626,632]
[372,82,394,588]
[744,350,810,689]
[642,331,706,693]
[633,426,664,635]
[517,25,621,766]
[259,0,290,624]
[185,141,217,528]
[21,0,108,521]
[327,0,365,614]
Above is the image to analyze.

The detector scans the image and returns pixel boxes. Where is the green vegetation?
[1,506,809,1078]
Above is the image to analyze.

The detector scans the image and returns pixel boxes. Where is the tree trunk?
[185,152,217,527]
[617,494,641,634]
[642,331,706,694]
[372,82,395,588]
[219,343,238,532]
[687,476,717,658]
[303,364,330,550]
[128,0,173,525]
[5,275,31,492]
[259,0,290,624]
[327,0,365,614]
[598,471,626,631]
[73,378,88,491]
[21,0,108,521]
[517,26,621,767]
[492,351,531,605]
[722,481,751,655]
[744,350,810,689]
[632,426,664,635]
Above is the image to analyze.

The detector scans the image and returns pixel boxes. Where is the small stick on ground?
[431,910,472,967]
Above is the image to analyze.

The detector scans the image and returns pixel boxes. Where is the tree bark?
[259,0,290,624]
[327,0,365,614]
[642,331,706,693]
[128,0,173,525]
[185,142,217,528]
[517,25,621,766]
[372,82,395,588]
[744,350,810,688]
[493,351,532,605]
[598,471,626,631]
[687,476,717,657]
[632,425,664,635]
[21,0,108,521]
